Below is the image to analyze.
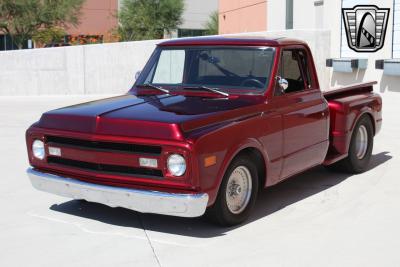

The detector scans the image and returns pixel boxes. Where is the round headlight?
[32,140,45,160]
[167,154,186,176]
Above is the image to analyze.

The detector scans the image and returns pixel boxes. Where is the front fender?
[191,114,270,206]
[219,138,268,184]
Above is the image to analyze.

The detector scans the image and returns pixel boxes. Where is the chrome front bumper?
[27,168,209,218]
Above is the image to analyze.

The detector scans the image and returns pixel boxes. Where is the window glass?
[282,50,302,81]
[279,50,305,94]
[153,50,185,84]
[298,50,312,88]
[198,48,273,79]
[140,47,275,91]
[178,29,207,38]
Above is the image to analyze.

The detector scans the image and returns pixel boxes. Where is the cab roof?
[158,35,308,47]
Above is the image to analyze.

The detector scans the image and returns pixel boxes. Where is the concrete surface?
[0,93,398,267]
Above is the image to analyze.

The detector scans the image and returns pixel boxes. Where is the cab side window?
[275,49,312,95]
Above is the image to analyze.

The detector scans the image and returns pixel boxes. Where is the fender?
[350,108,376,134]
[346,108,376,153]
[206,137,270,205]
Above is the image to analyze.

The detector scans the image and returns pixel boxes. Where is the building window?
[0,34,22,51]
[0,35,5,51]
[286,0,294,29]
[178,29,207,38]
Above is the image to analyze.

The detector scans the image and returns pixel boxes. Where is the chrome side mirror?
[277,76,289,91]
[135,71,141,80]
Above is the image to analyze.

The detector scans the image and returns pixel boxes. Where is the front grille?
[48,157,163,178]
[45,136,162,155]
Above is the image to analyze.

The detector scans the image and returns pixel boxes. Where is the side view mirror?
[135,71,141,80]
[277,76,289,91]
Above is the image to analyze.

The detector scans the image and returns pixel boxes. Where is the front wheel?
[328,115,374,173]
[207,155,259,226]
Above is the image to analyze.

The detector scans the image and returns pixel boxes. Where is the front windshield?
[136,46,275,92]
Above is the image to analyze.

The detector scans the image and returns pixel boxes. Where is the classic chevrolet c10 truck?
[26,36,382,226]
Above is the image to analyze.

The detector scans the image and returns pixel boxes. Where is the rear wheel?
[328,115,374,173]
[207,155,258,226]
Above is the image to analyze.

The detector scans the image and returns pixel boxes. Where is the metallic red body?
[26,36,382,206]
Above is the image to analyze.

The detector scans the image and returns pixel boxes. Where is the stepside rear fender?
[326,91,382,157]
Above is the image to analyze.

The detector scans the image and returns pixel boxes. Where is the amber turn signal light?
[204,155,217,167]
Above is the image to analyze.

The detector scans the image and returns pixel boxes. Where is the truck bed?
[323,81,377,100]
[323,82,382,165]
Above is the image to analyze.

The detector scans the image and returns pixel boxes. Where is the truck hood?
[37,94,263,141]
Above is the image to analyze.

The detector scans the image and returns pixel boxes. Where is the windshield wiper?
[137,83,170,94]
[183,86,229,97]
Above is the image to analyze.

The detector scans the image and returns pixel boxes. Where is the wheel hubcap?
[355,125,368,159]
[226,166,252,214]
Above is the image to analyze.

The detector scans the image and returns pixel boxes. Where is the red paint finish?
[25,36,382,207]
[324,85,382,163]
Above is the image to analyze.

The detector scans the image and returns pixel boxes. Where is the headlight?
[32,140,45,160]
[167,154,186,176]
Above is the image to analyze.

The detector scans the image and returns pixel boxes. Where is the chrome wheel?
[225,166,252,214]
[355,125,368,159]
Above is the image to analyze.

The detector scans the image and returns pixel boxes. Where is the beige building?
[219,0,268,34]
[66,0,118,42]
[168,0,218,38]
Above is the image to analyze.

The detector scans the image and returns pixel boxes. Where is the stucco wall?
[67,0,118,41]
[219,0,268,34]
[267,0,286,31]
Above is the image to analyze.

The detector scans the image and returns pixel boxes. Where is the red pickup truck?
[26,36,382,226]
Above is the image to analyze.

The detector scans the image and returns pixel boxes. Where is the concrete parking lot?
[0,93,398,267]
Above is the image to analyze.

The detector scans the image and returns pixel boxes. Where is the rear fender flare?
[347,108,375,151]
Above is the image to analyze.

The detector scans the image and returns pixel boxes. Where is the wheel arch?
[232,147,267,191]
[214,139,269,200]
[347,110,375,154]
[351,109,376,136]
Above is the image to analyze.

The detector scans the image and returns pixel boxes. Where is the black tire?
[206,154,259,226]
[328,115,374,173]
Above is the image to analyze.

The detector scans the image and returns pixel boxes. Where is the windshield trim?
[134,45,276,96]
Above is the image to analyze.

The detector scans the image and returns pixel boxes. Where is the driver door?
[272,48,329,180]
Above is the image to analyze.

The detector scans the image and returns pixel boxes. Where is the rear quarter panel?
[327,92,382,157]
